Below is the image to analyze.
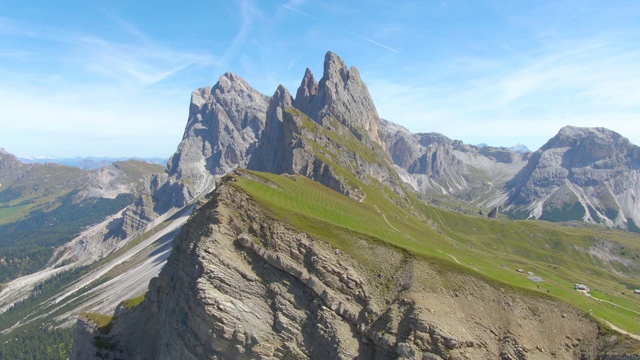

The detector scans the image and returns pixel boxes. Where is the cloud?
[0,14,217,157]
[0,15,216,87]
[366,31,640,149]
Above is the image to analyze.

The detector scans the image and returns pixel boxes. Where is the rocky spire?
[247,85,295,174]
[294,51,386,150]
[293,68,318,115]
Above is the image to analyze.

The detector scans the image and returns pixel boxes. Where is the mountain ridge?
[68,51,640,359]
[2,51,640,358]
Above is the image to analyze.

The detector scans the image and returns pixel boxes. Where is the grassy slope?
[231,169,640,335]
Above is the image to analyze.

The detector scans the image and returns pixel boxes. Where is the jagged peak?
[269,85,294,112]
[295,68,318,103]
[215,72,255,92]
[322,51,350,84]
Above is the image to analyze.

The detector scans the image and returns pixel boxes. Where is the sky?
[1,1,639,158]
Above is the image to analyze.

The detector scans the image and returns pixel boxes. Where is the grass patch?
[122,292,147,309]
[81,312,115,335]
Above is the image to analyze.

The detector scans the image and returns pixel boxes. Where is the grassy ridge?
[232,169,640,334]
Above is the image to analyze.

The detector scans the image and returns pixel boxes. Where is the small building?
[575,284,589,292]
[634,289,640,295]
[517,269,525,273]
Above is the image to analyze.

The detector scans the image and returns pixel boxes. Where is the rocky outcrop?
[245,85,295,175]
[73,161,164,202]
[166,73,270,195]
[54,73,271,264]
[74,176,629,359]
[71,317,101,360]
[503,126,640,228]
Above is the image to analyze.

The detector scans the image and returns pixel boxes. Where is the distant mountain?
[19,156,167,170]
[502,126,640,229]
[509,143,530,153]
[0,149,164,282]
[383,121,529,204]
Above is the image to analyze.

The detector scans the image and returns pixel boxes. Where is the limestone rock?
[166,73,269,194]
[504,126,640,229]
[248,57,406,200]
[294,51,386,150]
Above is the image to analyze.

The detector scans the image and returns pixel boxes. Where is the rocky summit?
[69,52,640,359]
[504,126,640,229]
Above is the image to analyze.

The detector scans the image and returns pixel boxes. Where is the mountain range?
[19,156,167,170]
[0,52,639,359]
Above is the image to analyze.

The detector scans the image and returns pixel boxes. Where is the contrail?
[284,5,399,54]
[283,5,316,19]
[350,32,399,53]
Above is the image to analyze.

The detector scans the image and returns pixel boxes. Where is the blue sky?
[1,1,639,157]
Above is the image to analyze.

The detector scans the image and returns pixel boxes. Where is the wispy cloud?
[0,16,215,87]
[76,35,214,86]
[0,14,217,156]
[367,31,640,149]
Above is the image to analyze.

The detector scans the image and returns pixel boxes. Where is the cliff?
[72,173,638,359]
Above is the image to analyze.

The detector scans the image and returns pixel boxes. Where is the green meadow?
[232,169,640,335]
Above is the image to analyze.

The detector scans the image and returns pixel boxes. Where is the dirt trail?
[374,205,465,267]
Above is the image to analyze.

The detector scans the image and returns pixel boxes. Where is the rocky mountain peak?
[0,148,24,176]
[543,125,625,150]
[505,125,640,228]
[294,51,386,150]
[166,73,269,194]
[272,84,294,109]
[539,126,639,167]
[246,85,294,175]
[294,68,318,103]
[322,51,350,84]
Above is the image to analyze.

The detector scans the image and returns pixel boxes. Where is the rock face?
[293,51,386,150]
[166,73,269,195]
[57,73,270,263]
[73,178,614,360]
[503,126,640,228]
[382,120,529,203]
[248,53,405,199]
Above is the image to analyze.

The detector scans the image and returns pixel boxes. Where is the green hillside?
[231,169,640,335]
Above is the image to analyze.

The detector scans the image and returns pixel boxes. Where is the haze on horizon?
[1,0,639,158]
